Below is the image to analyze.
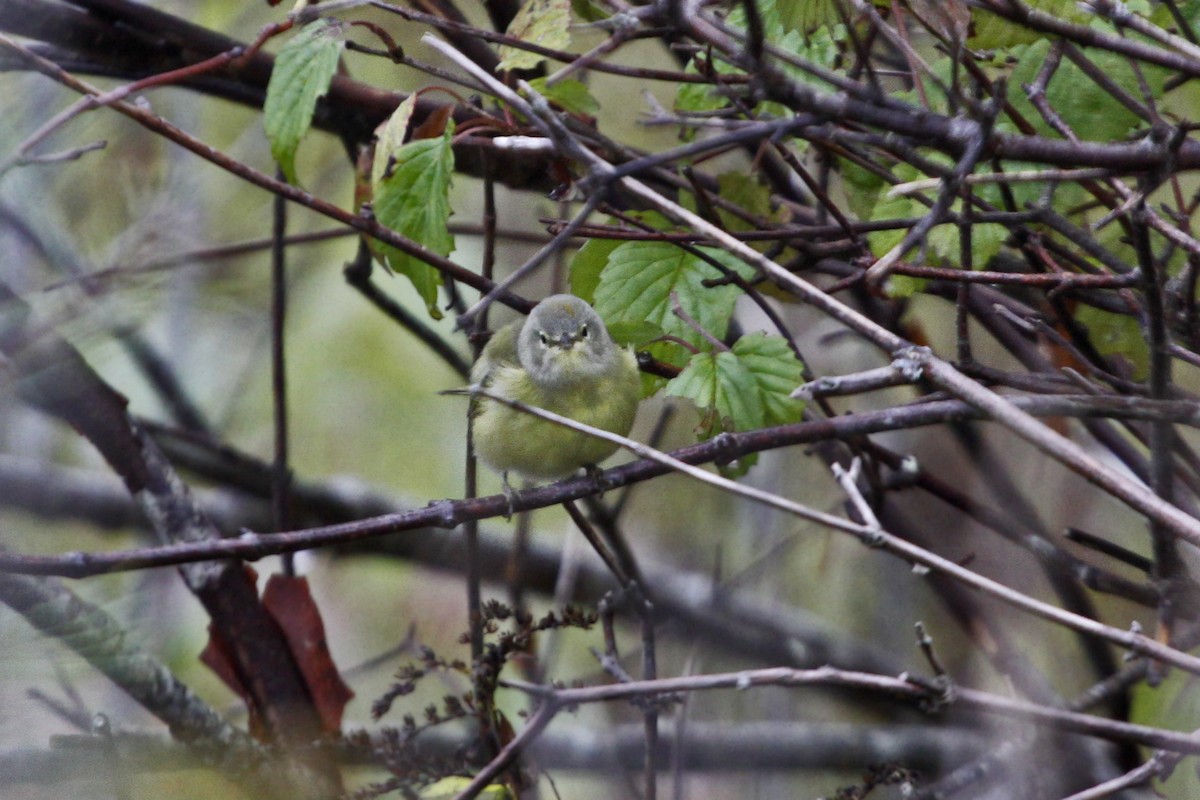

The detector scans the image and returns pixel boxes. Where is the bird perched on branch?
[469,294,641,499]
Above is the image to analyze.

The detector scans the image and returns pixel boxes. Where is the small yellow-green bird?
[470,294,641,494]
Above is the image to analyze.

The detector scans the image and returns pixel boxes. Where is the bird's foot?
[584,464,612,497]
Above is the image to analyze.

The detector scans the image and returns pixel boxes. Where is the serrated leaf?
[372,94,418,189]
[727,0,787,40]
[777,0,844,33]
[666,350,765,438]
[776,25,843,90]
[372,121,456,318]
[528,76,599,116]
[264,19,345,185]
[866,158,1011,271]
[569,211,675,302]
[675,0,845,122]
[1008,39,1165,141]
[731,333,806,426]
[664,334,806,475]
[593,241,755,350]
[498,0,571,71]
[734,0,844,86]
[674,66,729,116]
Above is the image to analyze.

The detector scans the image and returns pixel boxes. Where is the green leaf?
[778,0,844,33]
[1131,670,1200,799]
[890,53,958,117]
[726,0,786,40]
[571,0,609,22]
[838,156,888,220]
[663,332,806,475]
[606,320,663,348]
[263,19,345,185]
[498,0,571,71]
[864,157,1011,273]
[927,222,1009,268]
[674,69,729,117]
[569,236,621,304]
[885,274,927,299]
[731,333,806,426]
[593,241,755,350]
[1008,39,1165,141]
[1074,305,1149,380]
[664,334,806,439]
[715,172,774,233]
[569,212,677,302]
[674,7,845,120]
[666,350,765,439]
[776,25,842,89]
[372,121,456,318]
[864,189,913,259]
[1151,0,1200,29]
[528,76,600,116]
[733,0,844,90]
[969,0,1087,48]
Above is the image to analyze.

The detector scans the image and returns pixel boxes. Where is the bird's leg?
[584,463,611,498]
[500,471,518,520]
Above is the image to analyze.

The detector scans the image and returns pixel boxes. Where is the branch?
[4,393,1197,577]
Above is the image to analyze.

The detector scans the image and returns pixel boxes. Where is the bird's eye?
[580,324,589,338]
[538,332,549,345]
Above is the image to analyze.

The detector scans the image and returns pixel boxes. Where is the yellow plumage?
[470,295,640,481]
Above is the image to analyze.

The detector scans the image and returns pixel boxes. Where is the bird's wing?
[468,321,521,419]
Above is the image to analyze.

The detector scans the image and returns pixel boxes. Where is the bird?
[469,294,641,502]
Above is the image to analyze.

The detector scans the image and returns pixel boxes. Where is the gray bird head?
[517,294,616,388]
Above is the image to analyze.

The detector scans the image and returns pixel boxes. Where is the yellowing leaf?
[498,0,571,71]
[263,19,345,185]
[372,94,418,189]
[419,777,511,799]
